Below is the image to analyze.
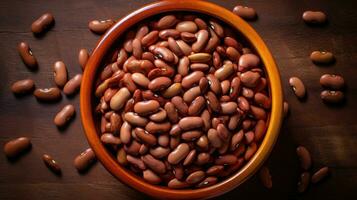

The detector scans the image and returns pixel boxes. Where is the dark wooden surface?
[0,0,356,199]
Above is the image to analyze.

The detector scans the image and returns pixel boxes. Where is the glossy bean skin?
[302,11,327,24]
[3,137,31,158]
[11,79,35,95]
[78,49,90,70]
[42,154,61,174]
[18,42,38,70]
[310,51,334,64]
[321,90,344,104]
[53,61,68,87]
[54,104,75,127]
[319,74,344,90]
[311,167,329,183]
[74,148,96,172]
[233,6,257,20]
[289,77,306,99]
[33,87,62,102]
[88,19,115,34]
[296,146,312,170]
[31,13,55,34]
[63,74,82,95]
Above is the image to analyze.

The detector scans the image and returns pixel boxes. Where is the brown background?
[0,0,356,199]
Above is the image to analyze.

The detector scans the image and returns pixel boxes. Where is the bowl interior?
[80,1,283,199]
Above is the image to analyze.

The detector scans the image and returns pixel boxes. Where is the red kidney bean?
[63,74,82,95]
[18,42,38,70]
[3,137,31,158]
[321,90,344,103]
[88,19,115,34]
[74,148,96,172]
[168,143,190,165]
[303,11,327,24]
[11,79,35,95]
[311,167,329,184]
[33,87,61,102]
[297,172,310,193]
[54,104,75,127]
[259,166,272,189]
[233,6,257,20]
[296,146,312,170]
[31,13,55,34]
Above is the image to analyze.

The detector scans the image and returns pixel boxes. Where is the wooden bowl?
[80,0,283,199]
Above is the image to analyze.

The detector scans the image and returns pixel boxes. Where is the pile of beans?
[94,13,271,188]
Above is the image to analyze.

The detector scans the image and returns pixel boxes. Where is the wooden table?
[0,0,356,199]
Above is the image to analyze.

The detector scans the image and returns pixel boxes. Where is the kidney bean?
[303,11,327,24]
[11,79,35,95]
[310,51,334,64]
[289,77,306,98]
[88,19,114,34]
[220,102,237,115]
[181,71,204,89]
[259,166,272,189]
[168,143,190,165]
[141,30,159,47]
[33,87,61,102]
[196,152,211,165]
[18,42,38,70]
[101,133,121,145]
[311,167,329,183]
[242,87,254,99]
[143,169,161,185]
[159,29,180,40]
[186,170,205,184]
[120,122,132,144]
[133,128,156,146]
[31,13,55,34]
[164,102,179,123]
[126,155,146,170]
[168,178,190,189]
[233,6,257,20]
[158,134,169,147]
[145,121,171,134]
[230,130,244,151]
[76,49,89,71]
[41,154,61,175]
[181,32,197,43]
[296,146,312,170]
[124,112,148,127]
[297,172,310,193]
[183,86,201,103]
[214,63,234,81]
[240,71,261,88]
[149,108,167,122]
[176,21,198,33]
[135,25,149,40]
[208,20,224,38]
[175,40,192,56]
[133,100,160,116]
[320,74,344,90]
[250,105,267,120]
[116,148,128,165]
[183,149,197,166]
[254,93,271,109]
[110,87,131,111]
[320,90,344,103]
[141,154,166,174]
[188,96,205,116]
[74,148,96,172]
[181,130,202,141]
[178,117,203,131]
[157,15,177,29]
[244,143,257,160]
[52,61,68,87]
[63,74,82,95]
[206,165,224,176]
[3,137,31,158]
[171,96,189,115]
[162,83,182,98]
[192,30,209,52]
[148,77,172,92]
[54,104,75,127]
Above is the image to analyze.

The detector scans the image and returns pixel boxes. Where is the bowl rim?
[80,0,283,199]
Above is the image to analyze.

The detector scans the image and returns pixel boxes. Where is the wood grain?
[0,0,356,199]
